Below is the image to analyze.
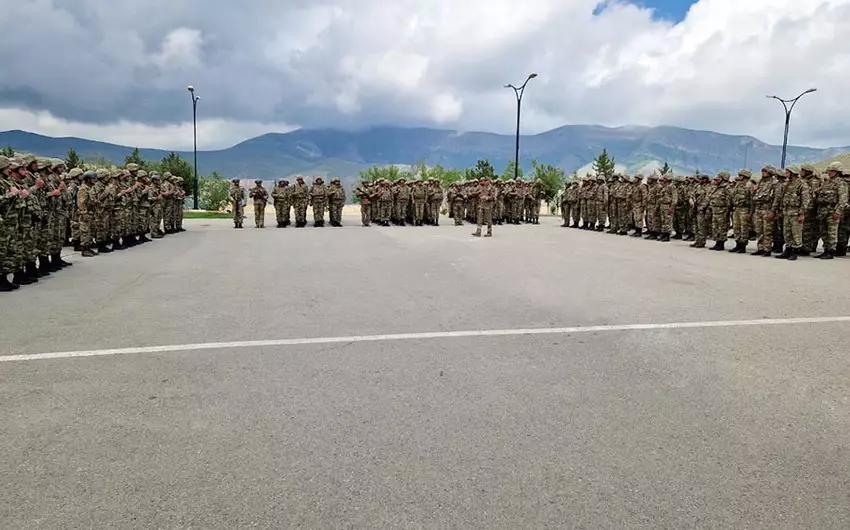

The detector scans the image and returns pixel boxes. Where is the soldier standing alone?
[472,177,496,237]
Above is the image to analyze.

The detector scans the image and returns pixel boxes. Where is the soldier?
[582,176,597,229]
[172,175,186,232]
[812,161,849,259]
[96,170,116,250]
[707,172,731,250]
[594,175,608,232]
[307,176,327,227]
[655,173,678,241]
[160,172,175,234]
[690,173,712,248]
[838,167,850,256]
[149,173,165,239]
[728,168,753,253]
[672,175,688,239]
[77,171,97,257]
[291,175,309,227]
[375,179,393,226]
[136,170,152,243]
[629,174,646,236]
[644,173,660,239]
[565,181,579,228]
[327,178,346,227]
[1,156,23,290]
[560,181,571,227]
[750,166,776,256]
[229,178,246,229]
[428,179,443,226]
[392,177,410,226]
[472,177,496,237]
[355,180,375,227]
[443,181,459,226]
[271,179,290,228]
[800,163,819,256]
[249,179,268,228]
[774,165,811,261]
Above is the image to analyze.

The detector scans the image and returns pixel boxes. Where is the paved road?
[2,216,850,529]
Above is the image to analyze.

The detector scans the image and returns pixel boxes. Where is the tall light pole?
[766,88,816,169]
[187,85,201,210]
[504,73,537,180]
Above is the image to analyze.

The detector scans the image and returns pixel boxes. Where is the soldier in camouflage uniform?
[291,176,309,228]
[774,165,811,261]
[472,177,496,237]
[393,178,410,226]
[355,180,375,227]
[249,179,269,228]
[728,169,753,253]
[376,179,393,226]
[656,173,678,241]
[271,179,290,228]
[644,173,660,239]
[445,182,461,226]
[1,156,24,290]
[327,178,346,227]
[689,173,711,248]
[750,166,776,256]
[812,161,849,260]
[229,178,246,229]
[800,163,819,255]
[707,172,731,251]
[308,176,327,227]
[428,178,443,226]
[630,174,646,237]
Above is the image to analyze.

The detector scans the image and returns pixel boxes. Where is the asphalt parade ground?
[2,215,850,529]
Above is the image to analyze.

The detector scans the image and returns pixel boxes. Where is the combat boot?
[37,255,53,275]
[0,274,16,292]
[751,249,765,256]
[710,241,724,251]
[25,262,40,281]
[98,242,113,253]
[81,246,96,257]
[797,249,810,256]
[835,247,847,257]
[645,232,658,240]
[112,239,125,250]
[72,239,82,251]
[728,242,739,253]
[14,269,33,285]
[659,233,670,242]
[818,250,834,260]
[775,247,792,259]
[672,232,683,240]
[631,228,642,237]
[689,242,705,248]
[52,253,72,268]
[472,228,481,237]
[139,234,151,243]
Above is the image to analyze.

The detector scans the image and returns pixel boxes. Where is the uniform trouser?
[360,204,371,226]
[429,201,441,223]
[329,202,343,225]
[783,211,803,248]
[176,202,184,228]
[295,203,308,224]
[378,201,392,221]
[619,201,632,230]
[494,200,504,220]
[802,209,817,251]
[233,203,243,226]
[150,204,161,235]
[394,201,408,221]
[753,207,774,252]
[597,205,608,228]
[1,221,20,272]
[838,211,850,251]
[511,200,523,221]
[78,213,93,249]
[50,213,65,254]
[675,206,689,234]
[311,202,325,223]
[695,210,710,245]
[817,210,840,251]
[34,218,47,258]
[417,202,429,223]
[530,200,540,219]
[138,208,150,233]
[275,204,285,224]
[565,202,577,225]
[163,200,173,230]
[608,201,620,230]
[732,207,750,243]
[648,206,660,233]
[476,205,493,232]
[71,211,79,241]
[659,205,673,234]
[254,202,266,227]
[711,210,727,241]
[633,206,645,230]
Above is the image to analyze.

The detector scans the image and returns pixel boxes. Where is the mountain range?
[1,125,847,182]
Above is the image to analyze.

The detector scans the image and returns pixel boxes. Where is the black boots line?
[1,254,73,292]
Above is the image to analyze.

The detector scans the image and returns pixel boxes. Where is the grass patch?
[183,210,233,219]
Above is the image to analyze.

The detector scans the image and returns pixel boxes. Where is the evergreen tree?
[65,148,81,168]
[124,147,147,168]
[660,161,671,175]
[592,149,615,177]
[1,145,15,157]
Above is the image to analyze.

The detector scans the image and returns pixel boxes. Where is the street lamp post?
[187,85,201,210]
[504,73,538,180]
[766,88,816,169]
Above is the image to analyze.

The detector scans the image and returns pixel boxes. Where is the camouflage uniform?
[800,164,820,255]
[707,172,731,250]
[750,167,776,256]
[327,178,346,227]
[728,169,753,253]
[774,165,811,260]
[290,177,309,227]
[630,175,647,236]
[656,174,678,241]
[813,161,849,259]
[229,179,246,228]
[838,169,850,256]
[445,182,461,226]
[355,181,375,227]
[271,179,290,227]
[249,180,268,228]
[427,179,443,225]
[308,177,327,227]
[472,179,496,237]
[644,174,659,238]
[376,180,393,226]
[690,175,711,248]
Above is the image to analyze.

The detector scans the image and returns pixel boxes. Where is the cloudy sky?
[0,0,847,150]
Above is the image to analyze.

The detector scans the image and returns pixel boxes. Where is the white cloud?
[0,0,849,148]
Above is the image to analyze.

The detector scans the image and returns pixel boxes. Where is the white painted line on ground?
[3,316,850,363]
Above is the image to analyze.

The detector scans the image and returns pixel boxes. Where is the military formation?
[559,162,850,260]
[228,176,546,237]
[0,155,187,292]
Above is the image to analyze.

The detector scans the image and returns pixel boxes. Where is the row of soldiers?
[0,155,187,292]
[229,176,346,228]
[559,162,850,260]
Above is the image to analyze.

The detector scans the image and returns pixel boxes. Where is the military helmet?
[786,165,801,175]
[96,168,109,178]
[254,179,262,184]
[82,170,97,179]
[21,154,36,167]
[315,176,323,183]
[0,156,11,170]
[647,173,658,180]
[136,169,148,178]
[827,161,843,173]
[151,173,161,180]
[800,163,815,174]
[162,171,173,178]
[125,163,140,172]
[738,168,752,179]
[331,177,340,184]
[67,168,84,178]
[296,175,304,181]
[231,178,240,183]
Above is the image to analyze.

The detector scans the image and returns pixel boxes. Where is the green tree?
[158,152,195,195]
[124,147,147,168]
[660,161,671,175]
[82,155,111,168]
[466,159,495,180]
[65,148,82,168]
[501,159,523,180]
[357,164,408,182]
[531,159,566,213]
[592,148,615,178]
[1,145,14,157]
[199,178,230,210]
